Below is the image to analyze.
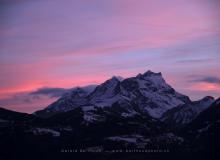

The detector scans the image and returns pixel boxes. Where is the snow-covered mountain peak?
[189,96,215,111]
[190,96,214,113]
[214,98,220,105]
[88,76,121,106]
[198,96,215,105]
[136,71,161,79]
[100,76,121,89]
[136,70,161,79]
[142,70,162,77]
[135,71,174,94]
[201,96,214,101]
[138,70,162,77]
[111,76,124,81]
[161,96,215,126]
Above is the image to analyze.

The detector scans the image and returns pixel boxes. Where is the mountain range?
[35,71,191,118]
[0,70,219,159]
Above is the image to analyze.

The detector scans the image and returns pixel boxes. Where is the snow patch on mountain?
[107,136,137,143]
[31,128,60,137]
[121,110,139,118]
[106,135,144,143]
[82,106,95,112]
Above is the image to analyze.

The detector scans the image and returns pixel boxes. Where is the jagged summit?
[111,76,124,81]
[213,97,220,105]
[142,70,162,77]
[104,76,121,85]
[201,96,215,101]
[136,70,162,78]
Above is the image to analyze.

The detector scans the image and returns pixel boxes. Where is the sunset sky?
[0,0,220,113]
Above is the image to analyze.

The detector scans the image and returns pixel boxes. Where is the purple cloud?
[191,76,220,85]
